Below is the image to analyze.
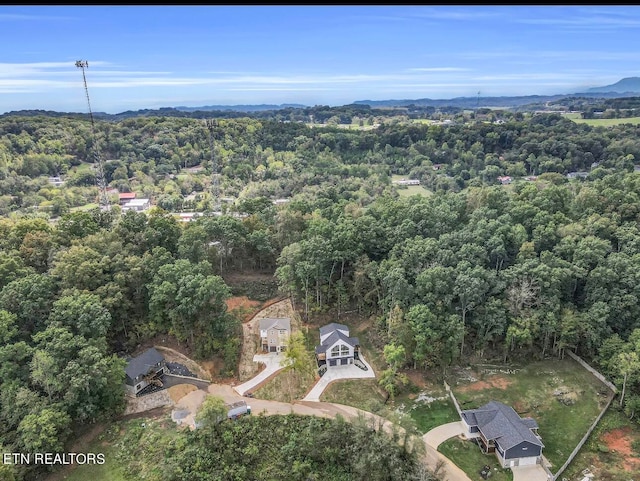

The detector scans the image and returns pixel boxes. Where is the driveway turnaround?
[302,357,376,402]
[233,353,289,396]
[512,464,551,481]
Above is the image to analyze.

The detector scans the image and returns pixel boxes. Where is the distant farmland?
[567,115,640,127]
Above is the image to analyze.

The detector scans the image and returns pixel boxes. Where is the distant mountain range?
[2,78,640,118]
[171,81,640,112]
[353,77,640,109]
[585,77,640,94]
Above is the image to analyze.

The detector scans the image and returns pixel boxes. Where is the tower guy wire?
[75,60,111,212]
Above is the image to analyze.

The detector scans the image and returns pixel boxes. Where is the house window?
[136,383,141,390]
[331,345,340,357]
[340,345,350,356]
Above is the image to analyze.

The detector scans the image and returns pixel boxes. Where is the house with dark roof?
[460,400,544,468]
[315,323,360,367]
[124,347,166,396]
[259,317,291,353]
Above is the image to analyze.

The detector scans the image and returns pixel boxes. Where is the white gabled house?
[315,323,360,367]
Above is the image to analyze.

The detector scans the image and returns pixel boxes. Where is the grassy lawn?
[397,185,433,197]
[252,367,316,402]
[563,407,640,481]
[391,174,433,198]
[60,442,126,481]
[406,397,460,434]
[449,358,611,470]
[439,438,514,481]
[320,378,388,413]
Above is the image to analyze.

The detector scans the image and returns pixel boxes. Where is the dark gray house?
[315,323,360,367]
[124,347,166,396]
[460,400,544,468]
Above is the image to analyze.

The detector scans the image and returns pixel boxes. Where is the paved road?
[302,356,376,401]
[233,353,288,395]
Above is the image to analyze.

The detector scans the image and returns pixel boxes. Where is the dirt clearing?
[168,384,198,403]
[601,427,640,472]
[226,296,263,322]
[457,375,513,393]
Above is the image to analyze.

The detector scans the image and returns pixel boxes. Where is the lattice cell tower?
[204,119,221,213]
[75,60,111,211]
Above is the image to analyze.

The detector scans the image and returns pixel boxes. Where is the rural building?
[259,317,291,353]
[124,347,167,396]
[566,171,589,180]
[48,176,65,187]
[497,175,512,185]
[118,192,137,205]
[121,198,151,212]
[460,400,544,468]
[393,178,421,185]
[315,323,360,367]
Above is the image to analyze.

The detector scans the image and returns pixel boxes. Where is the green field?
[569,116,640,126]
[69,203,99,212]
[449,358,611,470]
[320,378,388,413]
[405,397,460,434]
[392,175,433,198]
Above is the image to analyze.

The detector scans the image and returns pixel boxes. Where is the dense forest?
[2,110,640,480]
[112,414,427,481]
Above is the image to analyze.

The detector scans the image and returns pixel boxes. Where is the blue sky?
[2,5,640,113]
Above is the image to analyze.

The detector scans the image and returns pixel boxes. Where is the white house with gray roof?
[461,400,544,468]
[259,317,291,353]
[315,323,360,367]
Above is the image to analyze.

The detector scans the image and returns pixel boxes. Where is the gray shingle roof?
[319,322,349,338]
[259,317,291,332]
[461,401,544,450]
[125,347,165,381]
[316,325,359,354]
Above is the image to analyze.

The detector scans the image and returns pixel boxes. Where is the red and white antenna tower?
[75,60,111,211]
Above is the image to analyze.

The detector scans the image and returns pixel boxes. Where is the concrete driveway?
[302,356,375,401]
[422,421,472,481]
[233,353,289,395]
[512,464,551,481]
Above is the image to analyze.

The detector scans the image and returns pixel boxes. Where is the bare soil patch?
[458,375,513,393]
[168,384,197,403]
[403,369,428,389]
[601,427,640,472]
[226,295,263,321]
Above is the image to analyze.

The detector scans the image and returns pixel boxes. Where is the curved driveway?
[233,353,288,395]
[422,421,473,481]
